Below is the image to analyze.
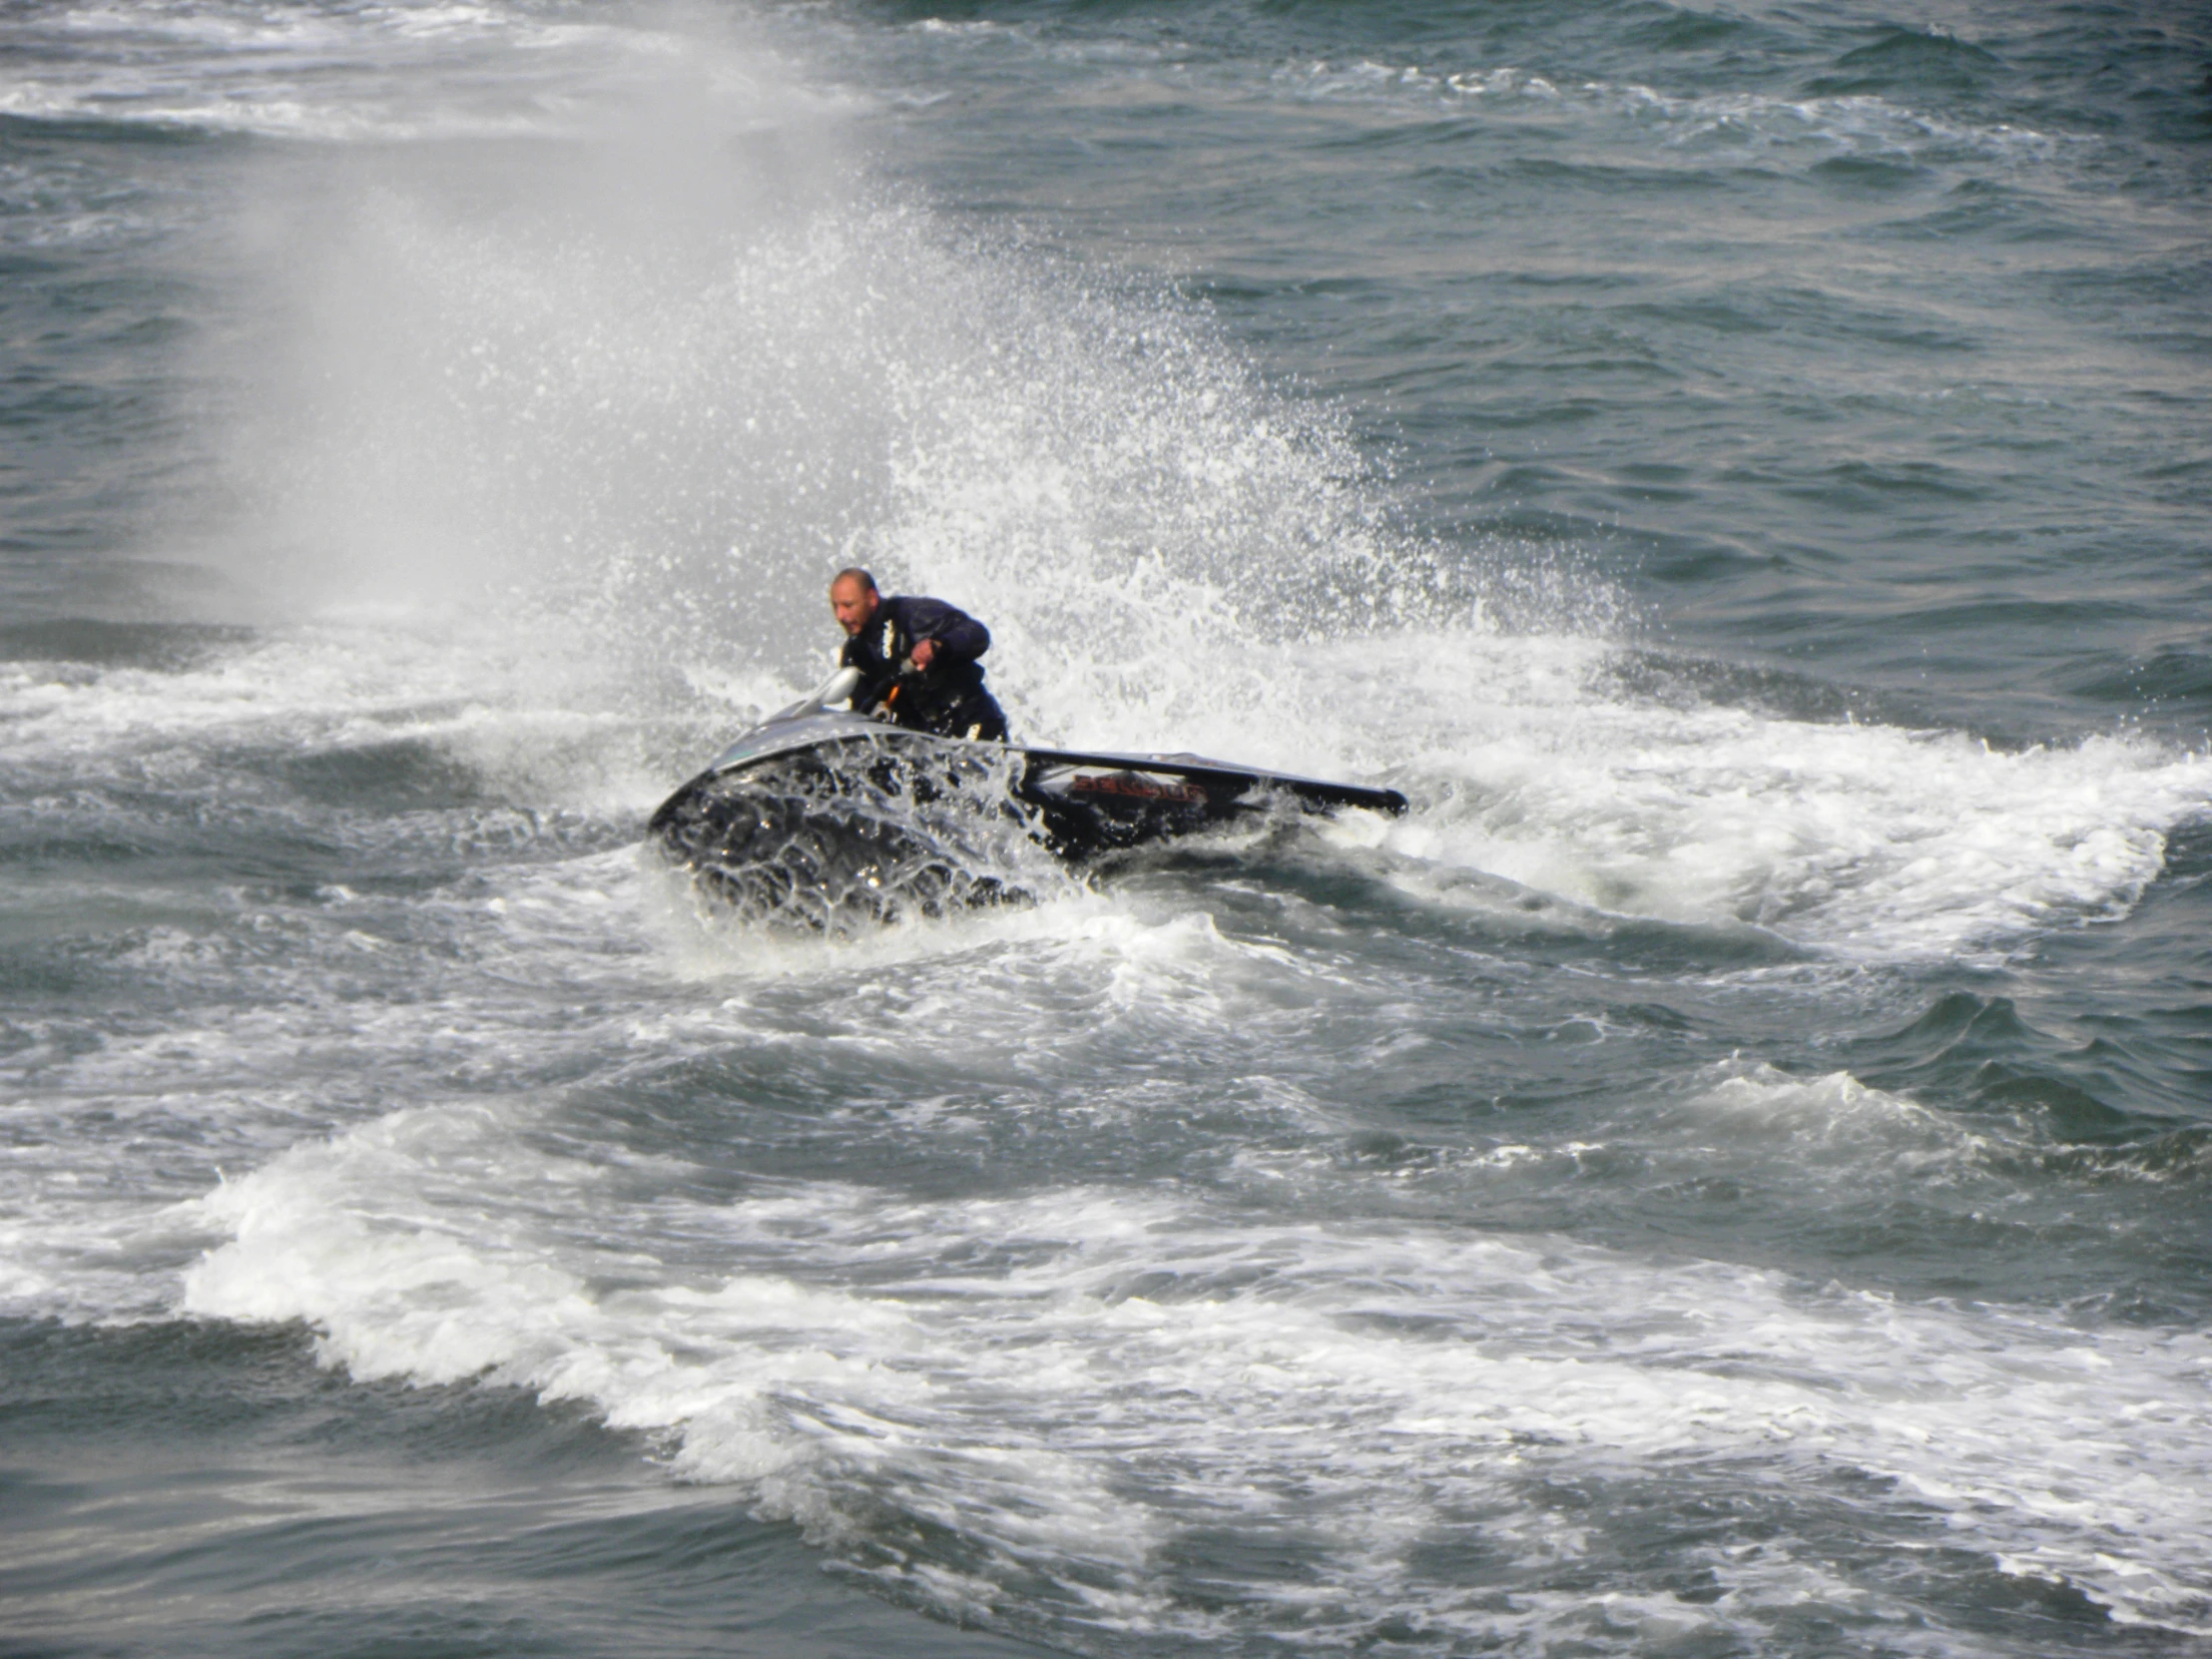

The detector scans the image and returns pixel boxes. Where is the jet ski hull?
[649,708,1406,927]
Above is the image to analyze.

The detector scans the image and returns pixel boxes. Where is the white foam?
[176,1108,2212,1640]
[0,0,808,144]
[1272,57,2076,171]
[1316,633,2211,962]
[7,565,2201,981]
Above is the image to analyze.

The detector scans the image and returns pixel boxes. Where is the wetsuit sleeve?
[897,597,989,662]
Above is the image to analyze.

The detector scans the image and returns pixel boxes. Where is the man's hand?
[909,638,938,671]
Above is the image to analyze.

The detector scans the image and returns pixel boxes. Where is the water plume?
[201,20,1467,787]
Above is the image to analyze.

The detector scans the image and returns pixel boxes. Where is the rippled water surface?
[4,2,2210,1655]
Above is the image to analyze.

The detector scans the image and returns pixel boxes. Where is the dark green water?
[4,2,2209,1654]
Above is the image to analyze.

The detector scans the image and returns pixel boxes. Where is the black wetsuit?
[839,595,1008,741]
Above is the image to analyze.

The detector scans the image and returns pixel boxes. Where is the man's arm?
[896,597,989,669]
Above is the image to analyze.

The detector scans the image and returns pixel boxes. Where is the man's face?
[830,577,878,637]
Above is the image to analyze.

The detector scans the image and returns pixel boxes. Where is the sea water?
[3,3,2209,1655]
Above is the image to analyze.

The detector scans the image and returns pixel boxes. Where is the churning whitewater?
[4,2,2210,1656]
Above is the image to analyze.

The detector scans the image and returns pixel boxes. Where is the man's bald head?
[830,569,880,636]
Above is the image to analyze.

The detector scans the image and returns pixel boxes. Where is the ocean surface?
[4,2,2210,1654]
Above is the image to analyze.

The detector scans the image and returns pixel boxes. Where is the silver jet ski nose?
[764,666,863,726]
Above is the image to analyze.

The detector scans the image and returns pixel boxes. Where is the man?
[829,568,1008,742]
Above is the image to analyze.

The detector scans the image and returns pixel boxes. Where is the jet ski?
[648,668,1408,928]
